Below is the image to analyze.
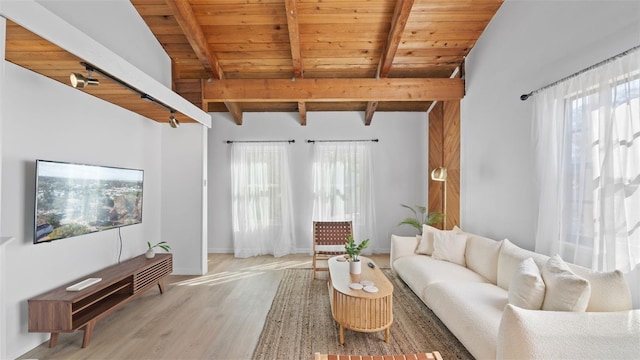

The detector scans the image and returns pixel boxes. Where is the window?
[312,142,377,246]
[230,143,294,258]
[534,49,640,272]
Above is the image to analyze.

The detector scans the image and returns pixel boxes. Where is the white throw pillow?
[432,230,468,266]
[541,255,591,312]
[508,257,546,310]
[497,239,549,290]
[568,264,632,312]
[415,224,439,255]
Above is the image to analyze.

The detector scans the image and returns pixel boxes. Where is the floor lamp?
[431,167,447,229]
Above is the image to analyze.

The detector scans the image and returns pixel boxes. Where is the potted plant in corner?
[398,204,444,234]
[344,236,370,274]
[146,241,171,259]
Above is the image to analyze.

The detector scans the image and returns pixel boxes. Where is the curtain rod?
[520,44,640,101]
[306,139,379,143]
[225,140,295,144]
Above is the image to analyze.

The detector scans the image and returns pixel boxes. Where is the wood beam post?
[364,101,378,126]
[428,101,460,230]
[298,101,307,126]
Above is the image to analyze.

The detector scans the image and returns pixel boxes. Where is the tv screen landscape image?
[34,160,144,244]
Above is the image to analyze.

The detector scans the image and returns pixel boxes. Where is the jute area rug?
[252,269,473,359]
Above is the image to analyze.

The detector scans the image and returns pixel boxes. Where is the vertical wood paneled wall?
[428,101,460,229]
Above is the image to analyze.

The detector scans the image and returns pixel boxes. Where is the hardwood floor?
[19,253,390,360]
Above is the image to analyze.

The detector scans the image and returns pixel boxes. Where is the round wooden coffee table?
[327,256,393,344]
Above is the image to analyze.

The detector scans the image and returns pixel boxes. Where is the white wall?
[36,0,170,86]
[208,112,428,254]
[461,0,640,306]
[1,61,162,359]
[161,124,208,275]
[0,1,208,357]
[0,9,6,360]
[461,0,640,249]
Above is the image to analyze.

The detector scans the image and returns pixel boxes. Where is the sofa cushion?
[508,257,546,310]
[498,304,640,360]
[393,255,489,306]
[568,264,632,312]
[497,239,549,290]
[432,231,468,266]
[454,226,502,284]
[426,282,508,360]
[541,255,591,312]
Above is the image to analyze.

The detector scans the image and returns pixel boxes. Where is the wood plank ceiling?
[132,0,503,125]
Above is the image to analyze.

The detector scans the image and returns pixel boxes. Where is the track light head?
[70,72,99,89]
[169,112,180,128]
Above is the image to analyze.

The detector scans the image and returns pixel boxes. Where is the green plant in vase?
[345,236,369,274]
[146,241,171,259]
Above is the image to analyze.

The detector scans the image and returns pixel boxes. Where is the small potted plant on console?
[344,236,370,274]
[146,241,171,259]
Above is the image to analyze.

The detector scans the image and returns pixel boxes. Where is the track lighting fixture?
[169,111,180,128]
[69,62,181,128]
[70,70,99,89]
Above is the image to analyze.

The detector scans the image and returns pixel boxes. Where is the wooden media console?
[28,253,172,348]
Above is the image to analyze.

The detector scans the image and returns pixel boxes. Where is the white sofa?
[390,225,640,360]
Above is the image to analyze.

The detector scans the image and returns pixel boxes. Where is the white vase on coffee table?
[349,260,362,274]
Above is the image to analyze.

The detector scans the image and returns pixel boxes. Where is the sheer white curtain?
[533,49,640,272]
[312,142,377,250]
[230,143,294,258]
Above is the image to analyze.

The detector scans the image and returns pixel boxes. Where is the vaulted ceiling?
[131,0,503,125]
[3,0,502,126]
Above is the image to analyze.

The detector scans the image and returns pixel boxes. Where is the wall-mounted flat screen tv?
[34,160,144,244]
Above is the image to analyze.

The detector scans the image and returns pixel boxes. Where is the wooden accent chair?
[314,352,443,360]
[313,221,353,279]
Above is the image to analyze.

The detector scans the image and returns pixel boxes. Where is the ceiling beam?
[298,101,307,126]
[202,78,464,102]
[284,0,306,125]
[165,0,243,125]
[284,0,303,79]
[378,0,414,79]
[365,0,414,126]
[165,0,222,79]
[364,101,378,126]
